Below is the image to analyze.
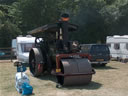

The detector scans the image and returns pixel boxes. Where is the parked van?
[80,44,110,66]
[106,35,128,62]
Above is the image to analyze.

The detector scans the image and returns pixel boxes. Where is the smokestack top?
[61,13,69,18]
[61,13,70,21]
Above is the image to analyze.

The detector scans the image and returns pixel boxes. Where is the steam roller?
[28,13,95,86]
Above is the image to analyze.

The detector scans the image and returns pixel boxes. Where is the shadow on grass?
[22,82,102,96]
[92,65,118,70]
[37,74,57,83]
[61,81,102,90]
[22,93,35,96]
[37,75,102,90]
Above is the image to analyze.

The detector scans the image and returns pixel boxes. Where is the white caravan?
[11,39,17,56]
[106,35,128,61]
[16,35,35,63]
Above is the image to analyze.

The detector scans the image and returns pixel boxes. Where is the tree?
[10,0,80,34]
[114,1,128,35]
[1,0,128,47]
[71,0,106,43]
[13,0,60,34]
[0,0,17,4]
[0,4,21,47]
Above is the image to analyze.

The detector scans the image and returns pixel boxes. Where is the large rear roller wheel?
[29,48,44,77]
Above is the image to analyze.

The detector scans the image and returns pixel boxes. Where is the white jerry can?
[15,72,30,93]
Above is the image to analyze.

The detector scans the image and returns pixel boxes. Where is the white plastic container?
[15,72,30,93]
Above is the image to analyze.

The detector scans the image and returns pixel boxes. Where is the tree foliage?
[0,0,17,4]
[0,4,21,47]
[71,0,106,43]
[1,0,128,47]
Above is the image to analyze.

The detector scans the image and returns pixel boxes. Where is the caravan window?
[21,43,35,52]
[114,43,120,50]
[126,43,128,50]
[81,45,89,53]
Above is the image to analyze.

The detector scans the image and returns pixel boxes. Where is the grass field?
[0,60,128,96]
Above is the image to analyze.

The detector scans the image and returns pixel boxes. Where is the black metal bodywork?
[28,15,95,86]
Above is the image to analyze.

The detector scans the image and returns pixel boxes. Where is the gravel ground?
[0,60,128,96]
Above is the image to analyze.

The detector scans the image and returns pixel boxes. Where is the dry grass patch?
[0,60,128,96]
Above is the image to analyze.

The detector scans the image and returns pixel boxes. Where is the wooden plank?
[0,48,11,50]
[0,55,11,57]
[0,47,15,61]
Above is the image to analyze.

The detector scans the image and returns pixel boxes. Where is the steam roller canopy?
[57,58,93,86]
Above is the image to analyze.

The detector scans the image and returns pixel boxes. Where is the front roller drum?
[57,58,94,86]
